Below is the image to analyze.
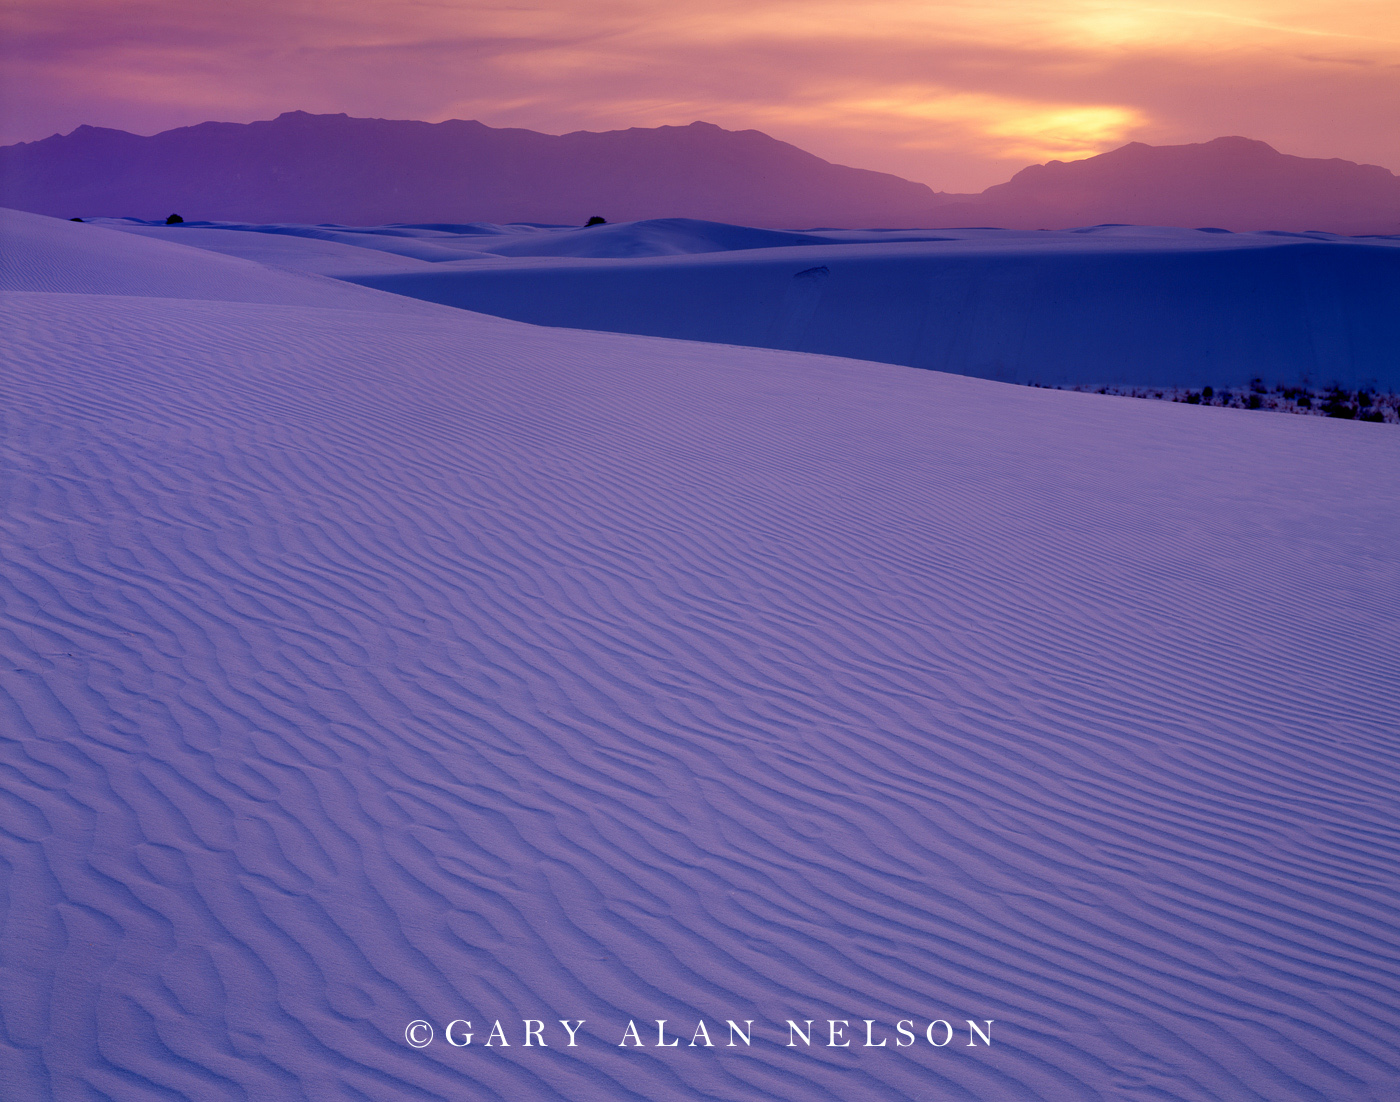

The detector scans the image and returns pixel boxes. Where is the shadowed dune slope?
[2,211,1399,1101]
[343,230,1400,391]
[101,216,1400,391]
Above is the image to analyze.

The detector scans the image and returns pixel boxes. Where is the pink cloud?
[2,0,1396,191]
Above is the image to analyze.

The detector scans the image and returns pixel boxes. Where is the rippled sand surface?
[4,209,1399,1101]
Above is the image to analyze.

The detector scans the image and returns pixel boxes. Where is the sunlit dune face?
[1,0,1397,190]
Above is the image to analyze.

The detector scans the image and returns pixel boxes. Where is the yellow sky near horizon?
[2,0,1397,189]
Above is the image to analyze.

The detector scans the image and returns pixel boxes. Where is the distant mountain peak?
[0,111,938,227]
[961,135,1399,233]
[271,110,354,123]
[2,113,1395,233]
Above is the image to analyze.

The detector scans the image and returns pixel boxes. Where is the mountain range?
[936,136,1400,235]
[1,111,1396,233]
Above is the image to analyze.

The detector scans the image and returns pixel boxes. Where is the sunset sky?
[2,0,1396,191]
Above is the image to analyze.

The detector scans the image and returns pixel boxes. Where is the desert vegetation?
[1032,379,1399,423]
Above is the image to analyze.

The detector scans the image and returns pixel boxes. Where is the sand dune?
[101,215,1400,391]
[3,209,1399,1100]
[0,209,448,314]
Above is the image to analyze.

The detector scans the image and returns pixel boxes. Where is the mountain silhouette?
[1,113,1395,232]
[932,137,1399,234]
[0,111,940,228]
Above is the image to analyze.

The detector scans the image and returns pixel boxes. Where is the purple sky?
[2,0,1397,190]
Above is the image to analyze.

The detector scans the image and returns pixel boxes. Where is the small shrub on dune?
[585,216,607,226]
[165,213,184,225]
[1039,381,1394,423]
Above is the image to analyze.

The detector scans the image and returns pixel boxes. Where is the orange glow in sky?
[1,0,1396,190]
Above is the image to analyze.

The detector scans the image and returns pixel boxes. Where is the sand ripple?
[2,285,1399,1100]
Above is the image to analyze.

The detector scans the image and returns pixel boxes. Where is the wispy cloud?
[1,0,1396,189]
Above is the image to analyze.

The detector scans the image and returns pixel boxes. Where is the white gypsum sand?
[3,208,1399,1101]
[98,215,1400,394]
